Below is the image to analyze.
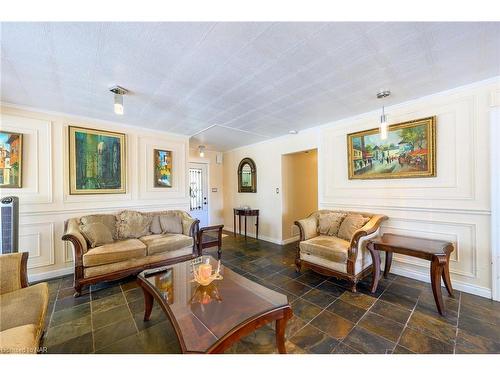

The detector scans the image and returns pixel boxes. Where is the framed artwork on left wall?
[68,125,126,194]
[0,131,23,188]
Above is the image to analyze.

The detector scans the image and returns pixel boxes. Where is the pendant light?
[377,90,391,140]
[198,145,206,158]
[110,86,129,115]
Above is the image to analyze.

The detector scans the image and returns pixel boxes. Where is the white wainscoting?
[1,105,192,281]
[319,80,498,297]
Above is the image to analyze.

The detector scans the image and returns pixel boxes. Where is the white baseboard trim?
[29,267,74,283]
[390,264,492,299]
[224,226,283,245]
[282,235,300,245]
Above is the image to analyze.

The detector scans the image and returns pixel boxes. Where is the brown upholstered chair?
[295,210,388,292]
[0,252,49,354]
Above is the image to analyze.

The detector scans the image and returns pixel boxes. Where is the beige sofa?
[0,253,49,354]
[62,210,199,296]
[295,210,388,292]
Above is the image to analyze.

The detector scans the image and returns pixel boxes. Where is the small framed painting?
[0,131,23,188]
[69,126,126,194]
[154,149,173,188]
[347,116,436,179]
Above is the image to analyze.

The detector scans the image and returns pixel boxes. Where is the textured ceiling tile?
[1,22,499,150]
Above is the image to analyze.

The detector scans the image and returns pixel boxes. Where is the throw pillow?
[150,215,163,234]
[337,214,371,241]
[80,214,117,239]
[116,210,152,239]
[159,214,183,234]
[80,222,114,248]
[318,212,347,236]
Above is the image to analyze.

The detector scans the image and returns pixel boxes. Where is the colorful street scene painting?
[347,117,436,179]
[154,149,172,188]
[69,126,126,194]
[0,131,22,188]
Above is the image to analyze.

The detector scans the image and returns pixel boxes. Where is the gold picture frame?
[69,126,126,194]
[0,131,23,188]
[347,116,436,180]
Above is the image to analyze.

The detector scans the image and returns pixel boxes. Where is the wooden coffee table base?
[367,234,455,316]
[139,279,292,354]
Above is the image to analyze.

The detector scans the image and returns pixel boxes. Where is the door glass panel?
[189,168,203,211]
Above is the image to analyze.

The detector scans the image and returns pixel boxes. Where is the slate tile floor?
[40,233,500,354]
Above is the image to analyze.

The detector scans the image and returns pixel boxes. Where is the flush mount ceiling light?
[377,90,391,140]
[110,86,129,115]
[198,145,206,158]
[289,130,298,134]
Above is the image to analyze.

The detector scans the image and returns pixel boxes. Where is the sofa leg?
[74,283,82,297]
[295,258,302,273]
[350,281,357,293]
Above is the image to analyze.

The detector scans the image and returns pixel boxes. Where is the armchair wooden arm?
[0,252,29,295]
[346,214,388,273]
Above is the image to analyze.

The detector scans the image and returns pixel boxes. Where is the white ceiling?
[1,22,499,151]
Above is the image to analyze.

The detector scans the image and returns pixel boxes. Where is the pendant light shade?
[110,86,129,115]
[377,90,391,140]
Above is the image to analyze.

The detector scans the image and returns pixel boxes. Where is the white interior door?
[188,162,209,227]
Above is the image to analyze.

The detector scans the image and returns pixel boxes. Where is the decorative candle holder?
[191,257,223,286]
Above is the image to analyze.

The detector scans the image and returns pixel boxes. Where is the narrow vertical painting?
[154,149,173,188]
[347,117,436,179]
[69,126,126,194]
[0,131,23,188]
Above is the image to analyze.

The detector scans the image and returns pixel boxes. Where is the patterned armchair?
[295,210,388,292]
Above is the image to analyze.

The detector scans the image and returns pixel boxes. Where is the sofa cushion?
[299,235,350,264]
[318,212,347,236]
[159,214,183,234]
[337,214,370,241]
[150,215,163,234]
[0,324,38,354]
[140,233,193,256]
[82,239,147,267]
[84,247,193,278]
[80,214,117,239]
[116,210,152,239]
[0,283,48,337]
[80,222,114,248]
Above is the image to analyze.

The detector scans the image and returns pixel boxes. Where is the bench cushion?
[83,239,147,267]
[140,234,193,256]
[299,235,350,264]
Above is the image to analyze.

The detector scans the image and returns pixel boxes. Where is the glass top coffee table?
[137,256,292,354]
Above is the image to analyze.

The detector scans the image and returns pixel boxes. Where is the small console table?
[367,233,455,316]
[233,208,259,240]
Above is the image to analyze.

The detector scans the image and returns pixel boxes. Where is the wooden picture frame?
[69,125,126,194]
[347,116,436,180]
[237,158,257,193]
[154,148,173,188]
[0,131,23,188]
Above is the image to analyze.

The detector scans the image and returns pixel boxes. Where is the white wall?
[223,128,319,242]
[223,77,500,298]
[0,104,190,281]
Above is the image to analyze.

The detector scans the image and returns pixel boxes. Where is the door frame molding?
[188,158,210,226]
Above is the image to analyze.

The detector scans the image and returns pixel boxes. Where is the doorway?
[188,162,209,227]
[281,149,318,243]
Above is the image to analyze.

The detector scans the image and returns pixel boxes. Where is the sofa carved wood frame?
[62,220,200,297]
[294,212,388,292]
